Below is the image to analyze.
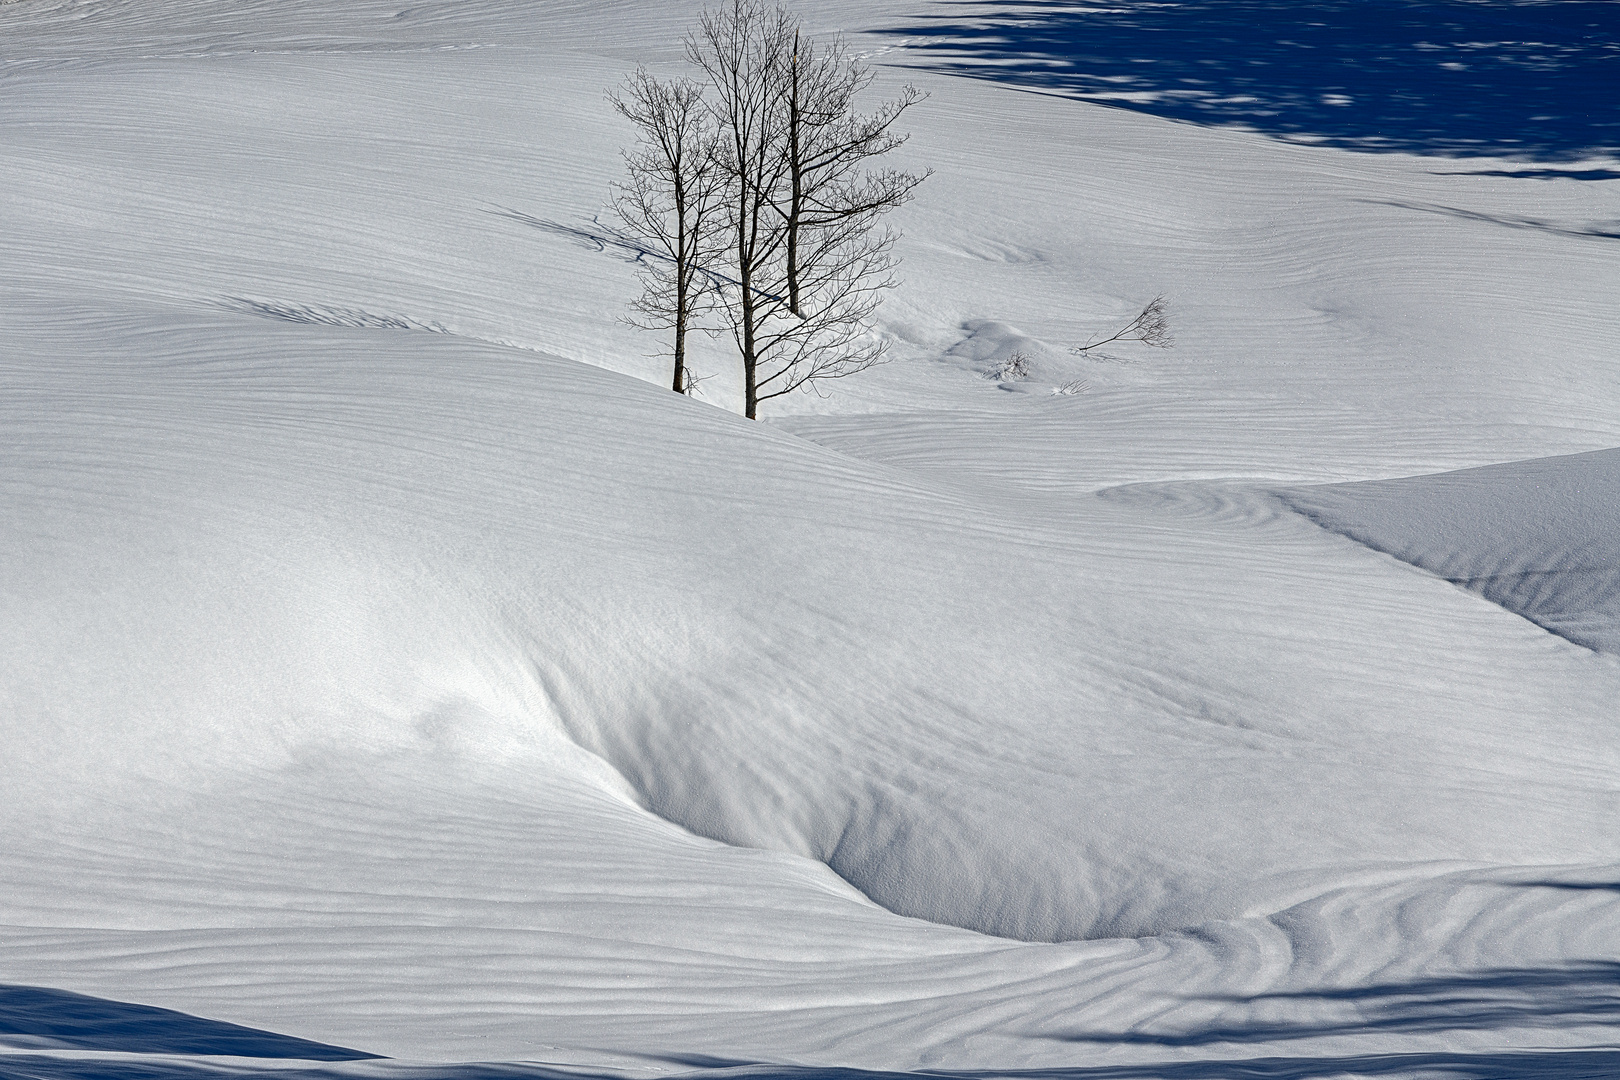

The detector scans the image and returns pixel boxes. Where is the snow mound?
[1278,448,1620,654]
[10,307,1620,950]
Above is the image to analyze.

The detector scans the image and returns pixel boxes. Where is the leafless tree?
[751,214,898,411]
[687,0,926,418]
[609,69,726,394]
[686,0,794,418]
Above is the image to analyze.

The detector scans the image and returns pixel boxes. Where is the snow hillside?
[1279,448,1620,657]
[3,1,1620,1078]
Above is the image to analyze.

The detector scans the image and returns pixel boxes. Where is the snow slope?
[1279,448,1620,656]
[4,1,1620,1077]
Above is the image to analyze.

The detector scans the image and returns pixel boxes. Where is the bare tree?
[750,207,898,410]
[688,0,925,418]
[686,0,797,418]
[609,69,725,394]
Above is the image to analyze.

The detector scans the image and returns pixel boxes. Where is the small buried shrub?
[985,351,1032,382]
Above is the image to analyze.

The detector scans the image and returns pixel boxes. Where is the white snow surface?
[3,1,1620,1077]
[1278,449,1620,657]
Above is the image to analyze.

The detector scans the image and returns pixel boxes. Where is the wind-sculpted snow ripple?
[5,0,1620,1066]
[9,305,1620,959]
[1094,480,1289,529]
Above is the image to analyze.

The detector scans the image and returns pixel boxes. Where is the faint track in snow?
[1094,479,1290,530]
[219,297,452,335]
[1365,199,1620,243]
[215,295,569,361]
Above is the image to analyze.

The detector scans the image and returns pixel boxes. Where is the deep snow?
[1279,448,1620,656]
[3,1,1620,1078]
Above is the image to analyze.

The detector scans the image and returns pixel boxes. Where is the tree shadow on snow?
[0,984,379,1060]
[1359,199,1620,240]
[882,0,1620,160]
[5,963,1620,1079]
[1431,166,1620,181]
[9,1050,1620,1080]
[1051,961,1620,1046]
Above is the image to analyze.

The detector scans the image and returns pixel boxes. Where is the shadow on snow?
[3,963,1619,1078]
[881,0,1620,160]
[1357,199,1620,240]
[7,1050,1620,1079]
[0,984,379,1061]
[1054,960,1620,1046]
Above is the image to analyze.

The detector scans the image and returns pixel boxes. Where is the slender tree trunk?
[672,183,689,393]
[610,68,720,398]
[743,336,758,418]
[786,32,802,317]
[740,218,759,418]
[673,278,687,393]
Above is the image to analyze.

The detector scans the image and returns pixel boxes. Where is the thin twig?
[1072,295,1174,354]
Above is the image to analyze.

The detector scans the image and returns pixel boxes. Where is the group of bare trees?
[610,0,926,418]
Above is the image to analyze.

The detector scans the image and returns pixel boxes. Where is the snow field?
[4,0,1620,1076]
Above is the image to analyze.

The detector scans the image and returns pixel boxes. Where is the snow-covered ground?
[3,2,1619,1078]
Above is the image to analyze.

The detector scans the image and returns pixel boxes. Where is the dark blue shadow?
[884,0,1620,160]
[1053,962,1620,1045]
[1359,198,1620,239]
[1431,166,1620,180]
[8,1052,1620,1080]
[0,984,379,1060]
[5,967,1620,1079]
[1515,880,1620,891]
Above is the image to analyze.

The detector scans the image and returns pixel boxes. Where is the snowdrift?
[5,0,1620,1074]
[8,302,1620,951]
[1279,449,1620,655]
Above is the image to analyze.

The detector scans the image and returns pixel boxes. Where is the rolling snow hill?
[3,1,1619,1078]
